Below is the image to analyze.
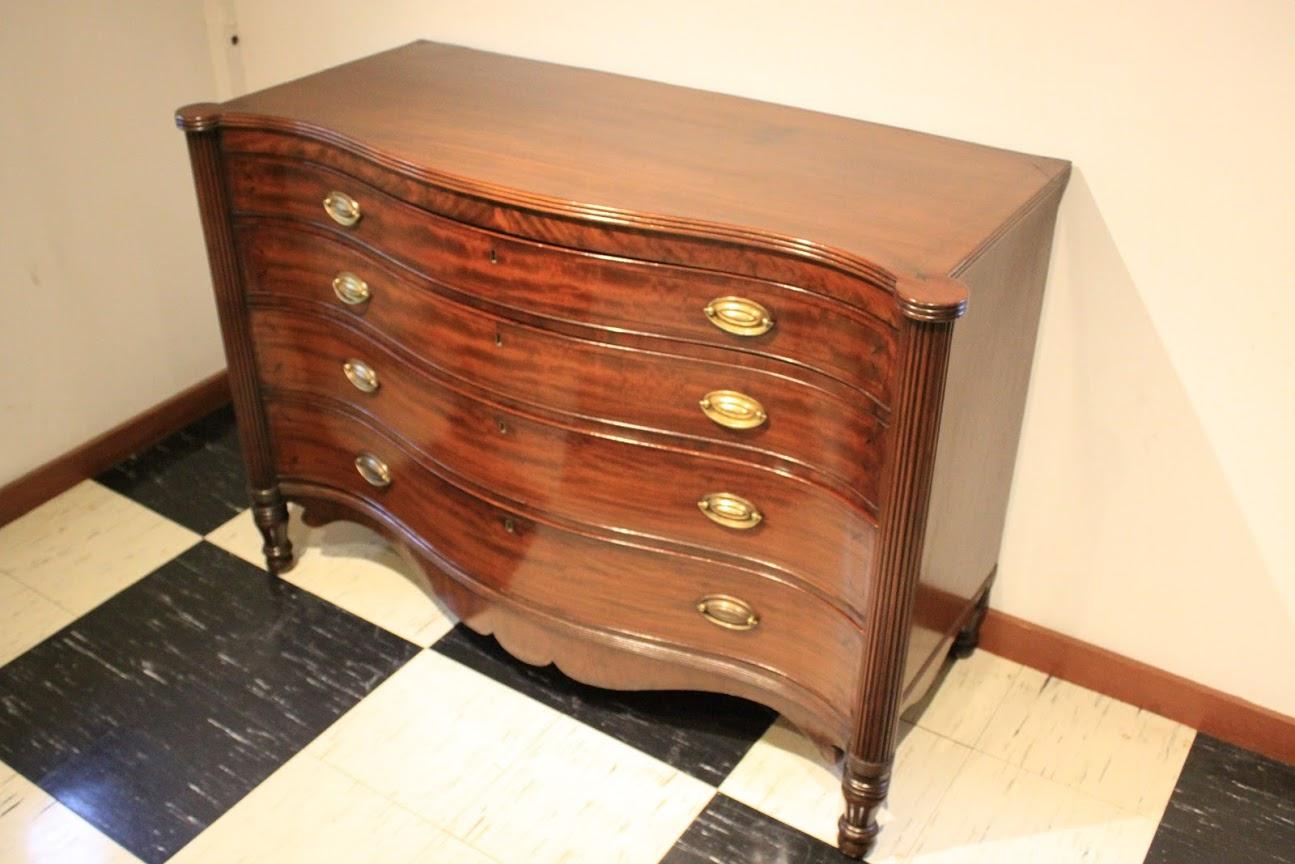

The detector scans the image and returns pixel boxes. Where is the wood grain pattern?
[239,224,887,508]
[267,398,862,735]
[227,154,896,403]
[251,307,877,608]
[180,120,292,573]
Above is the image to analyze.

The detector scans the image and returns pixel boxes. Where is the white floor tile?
[207,507,456,647]
[170,749,497,864]
[902,749,1160,864]
[916,650,1023,747]
[308,652,712,864]
[0,763,141,864]
[0,481,198,617]
[720,718,971,860]
[0,575,71,666]
[972,667,1195,816]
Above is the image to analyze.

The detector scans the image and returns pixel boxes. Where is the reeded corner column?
[837,276,966,858]
[176,104,293,574]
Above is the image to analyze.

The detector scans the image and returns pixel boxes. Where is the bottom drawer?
[266,398,862,711]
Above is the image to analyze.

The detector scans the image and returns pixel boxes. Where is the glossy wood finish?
[177,41,1070,859]
[238,222,886,508]
[251,308,877,607]
[267,398,863,723]
[228,154,896,404]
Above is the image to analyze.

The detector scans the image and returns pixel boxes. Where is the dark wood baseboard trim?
[981,609,1295,766]
[0,371,231,528]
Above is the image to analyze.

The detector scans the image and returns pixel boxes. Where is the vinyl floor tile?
[903,748,1159,864]
[308,651,713,864]
[96,406,248,535]
[0,762,141,864]
[973,667,1195,816]
[913,650,1022,747]
[434,623,775,784]
[207,506,457,647]
[1144,733,1295,864]
[661,793,855,864]
[0,575,72,667]
[0,480,198,619]
[169,748,498,864]
[0,541,419,864]
[720,718,971,860]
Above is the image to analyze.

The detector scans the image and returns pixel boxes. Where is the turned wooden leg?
[251,486,294,575]
[838,755,889,859]
[950,583,991,660]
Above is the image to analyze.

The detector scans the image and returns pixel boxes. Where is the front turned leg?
[838,755,890,859]
[251,486,294,575]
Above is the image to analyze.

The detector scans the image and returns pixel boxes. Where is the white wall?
[215,0,1295,716]
[0,1,224,484]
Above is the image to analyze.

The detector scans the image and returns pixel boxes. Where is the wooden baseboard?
[0,372,231,528]
[981,609,1295,766]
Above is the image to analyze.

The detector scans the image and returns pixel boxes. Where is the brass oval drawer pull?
[704,296,774,337]
[699,390,767,430]
[354,452,391,488]
[332,271,370,306]
[342,359,379,393]
[323,190,362,227]
[696,594,759,631]
[697,492,762,529]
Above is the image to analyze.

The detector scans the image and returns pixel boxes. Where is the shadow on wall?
[996,168,1295,715]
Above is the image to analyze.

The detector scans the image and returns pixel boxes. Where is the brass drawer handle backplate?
[332,271,370,305]
[323,190,362,227]
[696,594,759,631]
[354,452,391,488]
[342,358,380,393]
[704,296,774,337]
[699,390,767,430]
[697,492,762,530]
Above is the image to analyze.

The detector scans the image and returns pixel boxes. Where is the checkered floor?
[1,407,1292,863]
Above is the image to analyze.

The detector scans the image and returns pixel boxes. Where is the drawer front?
[240,224,885,510]
[252,307,876,604]
[226,153,895,405]
[266,398,863,711]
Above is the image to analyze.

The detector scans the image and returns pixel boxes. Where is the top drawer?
[224,153,895,408]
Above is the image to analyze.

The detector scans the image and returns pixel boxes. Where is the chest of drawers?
[177,41,1068,858]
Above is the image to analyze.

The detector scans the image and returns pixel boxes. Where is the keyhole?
[494,329,503,347]
[489,248,498,264]
[495,418,509,435]
[502,517,517,534]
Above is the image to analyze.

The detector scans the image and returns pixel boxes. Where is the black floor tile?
[433,624,776,785]
[0,541,420,864]
[1144,733,1295,864]
[661,793,854,864]
[96,405,249,534]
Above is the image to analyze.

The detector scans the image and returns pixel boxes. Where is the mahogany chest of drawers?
[177,41,1068,857]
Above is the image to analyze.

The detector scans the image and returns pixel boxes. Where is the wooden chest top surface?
[207,40,1067,282]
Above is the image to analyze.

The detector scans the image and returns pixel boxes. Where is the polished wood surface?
[238,222,886,507]
[268,398,863,718]
[252,308,877,607]
[229,154,896,402]
[177,41,1069,858]
[212,41,1066,291]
